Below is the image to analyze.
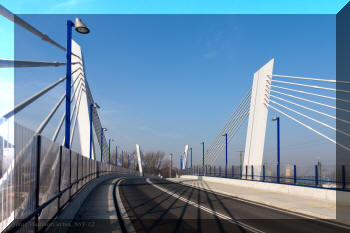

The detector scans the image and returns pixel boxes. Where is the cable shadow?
[201,180,247,232]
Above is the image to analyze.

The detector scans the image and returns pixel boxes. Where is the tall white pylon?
[243,59,274,178]
[182,144,189,169]
[136,144,143,176]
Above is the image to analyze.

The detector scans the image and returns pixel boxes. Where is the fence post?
[76,155,79,191]
[219,166,221,177]
[315,165,318,187]
[69,150,72,200]
[240,165,242,179]
[262,165,265,182]
[34,135,41,233]
[251,165,254,180]
[294,165,297,185]
[342,165,346,190]
[57,145,62,211]
[82,156,84,184]
[246,165,248,179]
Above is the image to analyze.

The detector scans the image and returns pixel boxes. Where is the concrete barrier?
[180,175,341,203]
[56,174,121,220]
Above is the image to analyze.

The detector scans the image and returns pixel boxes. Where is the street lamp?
[121,151,124,168]
[89,102,100,160]
[190,147,193,168]
[222,133,228,178]
[272,116,280,183]
[237,150,244,178]
[100,127,107,162]
[127,154,130,168]
[65,18,90,149]
[200,141,204,175]
[180,154,183,170]
[115,145,118,166]
[109,138,114,164]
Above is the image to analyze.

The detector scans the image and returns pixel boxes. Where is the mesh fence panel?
[70,152,78,195]
[60,147,70,207]
[39,136,60,220]
[13,124,36,221]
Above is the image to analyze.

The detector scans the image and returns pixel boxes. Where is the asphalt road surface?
[118,177,349,233]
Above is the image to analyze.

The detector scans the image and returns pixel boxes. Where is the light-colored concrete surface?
[56,174,120,220]
[181,175,339,202]
[69,178,123,233]
[75,178,119,220]
[170,176,339,220]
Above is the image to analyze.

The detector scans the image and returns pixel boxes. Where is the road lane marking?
[172,179,350,230]
[146,178,265,233]
[115,178,137,233]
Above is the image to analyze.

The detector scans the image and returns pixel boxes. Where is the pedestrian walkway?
[69,178,122,233]
[168,177,337,220]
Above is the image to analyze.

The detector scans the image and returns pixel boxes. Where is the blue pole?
[263,165,265,181]
[121,151,124,167]
[180,156,182,170]
[89,104,93,160]
[64,20,73,149]
[224,133,228,178]
[277,117,280,183]
[342,165,346,190]
[190,147,192,168]
[315,165,318,187]
[202,142,205,170]
[109,139,111,164]
[100,128,103,162]
[115,146,118,166]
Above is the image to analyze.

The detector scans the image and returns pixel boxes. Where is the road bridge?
[0,5,349,233]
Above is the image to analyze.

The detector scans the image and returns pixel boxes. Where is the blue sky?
[0,1,344,169]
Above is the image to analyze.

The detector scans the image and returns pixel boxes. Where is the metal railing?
[182,164,348,191]
[0,123,139,233]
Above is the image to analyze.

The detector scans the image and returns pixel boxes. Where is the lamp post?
[237,150,244,178]
[127,154,130,168]
[121,151,124,168]
[272,116,280,183]
[100,128,107,162]
[115,146,118,166]
[200,141,204,175]
[65,18,90,149]
[222,133,228,178]
[180,154,183,170]
[190,147,192,168]
[89,103,99,160]
[109,138,114,164]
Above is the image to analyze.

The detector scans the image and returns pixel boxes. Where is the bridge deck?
[69,178,123,233]
[169,177,336,220]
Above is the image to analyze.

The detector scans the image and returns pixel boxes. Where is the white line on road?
[146,178,265,233]
[116,178,137,233]
[172,179,350,231]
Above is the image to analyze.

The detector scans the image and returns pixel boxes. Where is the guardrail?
[0,123,139,233]
[182,164,349,191]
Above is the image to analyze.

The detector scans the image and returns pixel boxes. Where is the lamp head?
[74,18,90,34]
[102,128,107,131]
[272,116,278,121]
[93,102,100,109]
